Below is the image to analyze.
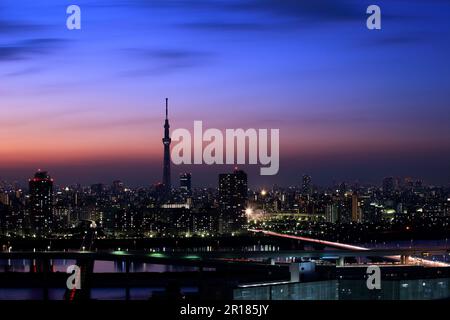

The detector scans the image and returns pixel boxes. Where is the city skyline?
[2,165,449,239]
[0,169,445,191]
[1,0,450,186]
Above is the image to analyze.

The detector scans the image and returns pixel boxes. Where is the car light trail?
[249,229,370,251]
[249,229,450,267]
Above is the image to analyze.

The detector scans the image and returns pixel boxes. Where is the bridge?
[1,246,449,265]
[248,229,450,267]
[1,229,449,266]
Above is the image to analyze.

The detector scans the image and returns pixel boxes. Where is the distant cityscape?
[1,169,449,242]
[1,99,449,241]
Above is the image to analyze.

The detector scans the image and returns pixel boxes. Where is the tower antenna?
[165,98,168,119]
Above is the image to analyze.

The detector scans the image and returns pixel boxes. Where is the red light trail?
[249,229,370,251]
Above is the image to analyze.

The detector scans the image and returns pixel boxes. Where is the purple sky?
[1,0,450,188]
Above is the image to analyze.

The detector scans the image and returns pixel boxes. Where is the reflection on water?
[0,287,199,300]
[0,257,203,300]
[0,259,198,273]
[94,261,199,273]
[0,289,44,300]
[0,244,279,273]
[0,259,30,272]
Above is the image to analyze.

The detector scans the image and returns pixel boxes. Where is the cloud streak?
[0,38,66,62]
[119,48,214,77]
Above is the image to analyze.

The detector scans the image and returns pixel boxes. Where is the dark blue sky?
[1,0,450,187]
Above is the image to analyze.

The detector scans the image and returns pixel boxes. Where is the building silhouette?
[218,168,248,234]
[28,170,53,234]
[351,192,362,222]
[382,177,395,197]
[302,175,312,198]
[112,180,124,196]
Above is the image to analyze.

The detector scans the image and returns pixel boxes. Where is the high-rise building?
[351,192,362,222]
[180,173,192,194]
[218,169,248,234]
[28,170,53,234]
[301,175,312,198]
[162,98,171,195]
[325,204,339,223]
[0,192,9,206]
[382,177,396,197]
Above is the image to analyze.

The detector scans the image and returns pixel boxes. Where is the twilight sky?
[1,0,450,188]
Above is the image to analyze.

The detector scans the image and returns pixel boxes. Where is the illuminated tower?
[162,98,171,194]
